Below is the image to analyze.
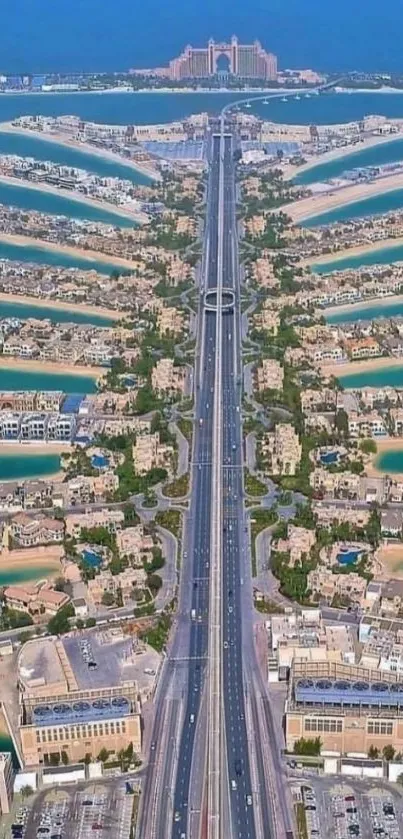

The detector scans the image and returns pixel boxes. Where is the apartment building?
[64,508,124,538]
[276,525,316,564]
[132,432,173,476]
[256,358,284,392]
[262,424,301,476]
[157,306,185,337]
[307,568,368,604]
[87,567,148,606]
[151,358,186,395]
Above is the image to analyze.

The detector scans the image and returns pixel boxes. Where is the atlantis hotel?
[135,37,278,82]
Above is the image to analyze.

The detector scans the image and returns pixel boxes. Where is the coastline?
[366,438,403,479]
[322,293,403,318]
[308,237,403,267]
[0,122,161,183]
[0,171,147,225]
[285,172,403,223]
[0,231,138,271]
[285,132,403,181]
[0,356,103,378]
[320,356,403,377]
[0,291,118,320]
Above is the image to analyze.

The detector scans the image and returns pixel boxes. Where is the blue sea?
[0,239,131,275]
[303,189,403,228]
[312,245,403,274]
[326,300,403,323]
[0,298,114,325]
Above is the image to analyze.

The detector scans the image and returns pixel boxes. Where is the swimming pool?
[320,451,339,465]
[81,549,102,568]
[337,547,361,566]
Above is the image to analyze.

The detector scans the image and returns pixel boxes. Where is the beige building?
[307,568,367,604]
[286,659,403,756]
[18,635,142,767]
[132,432,173,476]
[116,525,154,560]
[64,508,124,538]
[0,753,14,815]
[313,503,370,528]
[256,358,284,393]
[253,308,280,334]
[4,583,70,617]
[276,525,316,565]
[10,513,64,547]
[87,567,148,606]
[262,424,301,476]
[151,358,186,395]
[157,306,185,337]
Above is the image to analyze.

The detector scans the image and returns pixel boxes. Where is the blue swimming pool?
[81,549,102,568]
[337,547,361,566]
[320,451,339,465]
[91,454,110,469]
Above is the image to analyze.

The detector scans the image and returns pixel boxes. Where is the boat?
[305,93,310,98]
[295,94,301,100]
[245,102,251,109]
[281,97,287,103]
[263,98,269,105]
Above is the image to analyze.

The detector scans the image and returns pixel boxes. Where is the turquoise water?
[0,239,130,275]
[312,245,403,274]
[0,131,149,184]
[0,180,136,226]
[0,452,61,480]
[294,139,403,185]
[326,299,403,323]
[337,548,360,565]
[2,91,403,127]
[375,450,403,474]
[338,366,403,388]
[0,368,97,393]
[304,189,403,228]
[0,298,114,325]
[0,732,18,768]
[0,564,60,586]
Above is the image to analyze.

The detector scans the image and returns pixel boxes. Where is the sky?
[1,0,403,74]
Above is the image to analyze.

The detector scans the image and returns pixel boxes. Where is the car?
[246,795,252,806]
[223,641,228,649]
[174,812,181,822]
[235,759,242,776]
[150,742,156,751]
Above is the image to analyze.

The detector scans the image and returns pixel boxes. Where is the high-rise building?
[168,36,277,82]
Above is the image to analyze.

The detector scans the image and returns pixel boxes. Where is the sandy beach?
[364,438,403,480]
[0,355,102,378]
[0,231,139,271]
[0,545,63,574]
[322,293,403,318]
[320,356,403,378]
[285,131,403,182]
[308,237,403,268]
[0,122,161,183]
[0,172,147,225]
[285,172,403,223]
[0,442,71,455]
[0,291,118,320]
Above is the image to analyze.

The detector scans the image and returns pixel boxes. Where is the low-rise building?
[3,583,70,616]
[262,424,301,476]
[347,411,386,438]
[64,509,124,538]
[10,513,64,547]
[87,567,147,605]
[151,358,186,395]
[276,525,316,564]
[255,358,284,392]
[307,568,367,604]
[132,432,173,476]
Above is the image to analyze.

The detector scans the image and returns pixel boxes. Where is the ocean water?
[0,563,60,586]
[303,189,403,228]
[0,180,136,226]
[312,245,403,274]
[0,368,97,393]
[0,130,150,184]
[0,452,61,480]
[1,91,403,128]
[294,139,403,185]
[0,239,131,275]
[375,450,403,474]
[338,366,403,388]
[326,300,403,323]
[0,299,114,325]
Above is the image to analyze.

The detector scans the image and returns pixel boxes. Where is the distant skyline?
[0,0,401,74]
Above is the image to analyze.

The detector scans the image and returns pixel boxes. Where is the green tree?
[20,785,34,800]
[382,744,396,762]
[368,745,380,759]
[101,592,115,607]
[335,409,349,438]
[359,438,377,455]
[47,603,75,636]
[97,748,110,763]
[293,737,321,756]
[61,751,69,765]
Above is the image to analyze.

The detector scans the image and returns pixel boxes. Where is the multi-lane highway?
[137,121,294,839]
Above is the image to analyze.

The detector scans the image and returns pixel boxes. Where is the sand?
[284,172,403,223]
[0,172,147,225]
[320,356,403,378]
[0,291,119,320]
[364,438,403,479]
[286,132,403,182]
[0,231,139,271]
[376,543,403,579]
[307,237,403,268]
[323,294,403,318]
[0,355,103,378]
[0,121,161,183]
[0,442,71,455]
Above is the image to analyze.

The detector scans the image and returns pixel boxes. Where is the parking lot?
[16,782,136,839]
[298,779,403,839]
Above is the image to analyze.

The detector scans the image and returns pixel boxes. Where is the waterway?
[0,240,130,275]
[374,450,403,474]
[303,189,403,228]
[3,90,403,127]
[0,298,114,325]
[0,564,61,587]
[0,452,61,481]
[0,368,97,393]
[0,180,136,226]
[294,138,403,185]
[326,299,403,323]
[312,245,403,273]
[0,130,150,184]
[338,366,403,388]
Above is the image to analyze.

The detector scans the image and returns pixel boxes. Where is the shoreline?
[0,291,118,320]
[286,132,403,181]
[0,356,102,378]
[366,438,403,479]
[285,172,403,223]
[0,442,70,455]
[0,231,138,270]
[0,123,160,183]
[0,170,147,225]
[322,293,403,318]
[320,356,403,378]
[308,236,403,267]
